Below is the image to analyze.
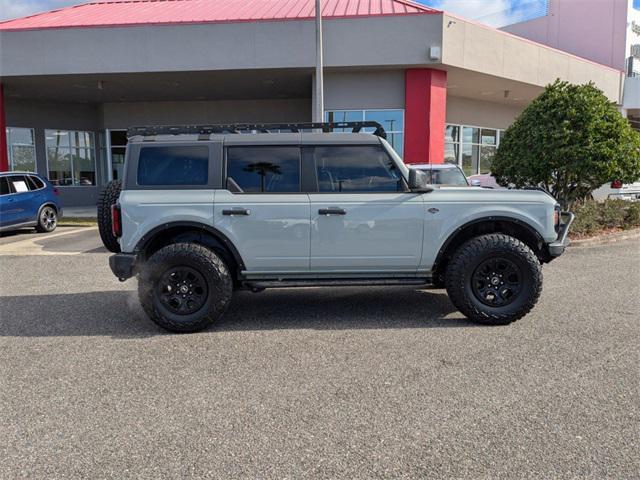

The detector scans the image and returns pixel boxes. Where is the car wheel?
[445,233,542,325]
[138,242,233,333]
[97,179,122,253]
[36,205,58,232]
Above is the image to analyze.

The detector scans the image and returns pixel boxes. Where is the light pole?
[314,0,324,123]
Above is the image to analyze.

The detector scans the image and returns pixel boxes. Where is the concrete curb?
[569,228,640,247]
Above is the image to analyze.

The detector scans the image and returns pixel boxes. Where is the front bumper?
[109,253,137,281]
[547,211,575,257]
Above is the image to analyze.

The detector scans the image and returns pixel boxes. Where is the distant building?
[503,0,639,129]
[0,0,623,206]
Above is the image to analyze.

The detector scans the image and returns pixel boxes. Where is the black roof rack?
[127,122,386,139]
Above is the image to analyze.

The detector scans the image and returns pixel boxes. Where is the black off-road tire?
[97,179,121,253]
[445,233,542,325]
[138,242,233,333]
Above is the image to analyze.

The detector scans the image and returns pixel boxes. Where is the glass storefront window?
[461,144,479,176]
[445,125,459,143]
[108,130,128,181]
[462,127,479,144]
[446,124,502,175]
[480,146,496,174]
[325,109,404,157]
[46,129,96,186]
[481,129,497,145]
[444,142,458,164]
[6,127,37,172]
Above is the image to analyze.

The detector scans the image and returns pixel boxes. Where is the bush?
[571,201,602,237]
[625,203,640,229]
[571,200,640,237]
[600,199,628,228]
[492,80,640,209]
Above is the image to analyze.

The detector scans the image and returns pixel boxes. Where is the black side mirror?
[408,169,433,193]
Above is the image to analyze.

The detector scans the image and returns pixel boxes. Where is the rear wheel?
[445,233,542,325]
[36,205,57,233]
[138,242,233,333]
[97,179,122,253]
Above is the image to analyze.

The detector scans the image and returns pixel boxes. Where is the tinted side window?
[313,146,403,192]
[25,175,44,190]
[137,146,209,186]
[226,147,300,193]
[0,178,10,196]
[7,175,30,193]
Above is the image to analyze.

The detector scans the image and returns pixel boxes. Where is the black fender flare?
[432,216,547,272]
[134,221,246,271]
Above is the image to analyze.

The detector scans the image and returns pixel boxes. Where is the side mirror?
[470,179,482,187]
[408,169,433,193]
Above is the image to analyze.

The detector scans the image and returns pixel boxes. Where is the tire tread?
[138,242,233,333]
[445,233,542,325]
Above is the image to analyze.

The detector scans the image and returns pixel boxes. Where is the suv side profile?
[103,122,573,333]
[0,172,61,233]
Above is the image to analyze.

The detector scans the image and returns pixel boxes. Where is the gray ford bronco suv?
[100,122,573,333]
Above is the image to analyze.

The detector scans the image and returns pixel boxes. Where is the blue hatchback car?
[0,172,62,233]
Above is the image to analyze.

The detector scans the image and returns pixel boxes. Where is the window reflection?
[46,129,96,186]
[227,147,300,193]
[325,109,404,157]
[6,127,37,172]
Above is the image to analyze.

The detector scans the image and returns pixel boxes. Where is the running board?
[244,278,431,289]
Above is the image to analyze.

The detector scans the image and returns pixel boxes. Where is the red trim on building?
[0,83,8,172]
[403,68,447,165]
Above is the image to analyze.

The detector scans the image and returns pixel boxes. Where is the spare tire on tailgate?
[97,179,122,253]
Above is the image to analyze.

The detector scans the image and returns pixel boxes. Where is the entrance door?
[107,129,127,182]
[213,144,310,274]
[308,145,424,272]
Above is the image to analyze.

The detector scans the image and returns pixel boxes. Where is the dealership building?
[0,0,624,206]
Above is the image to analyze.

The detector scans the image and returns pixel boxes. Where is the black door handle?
[319,208,346,216]
[222,208,251,216]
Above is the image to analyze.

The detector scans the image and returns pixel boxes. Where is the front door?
[308,145,424,272]
[214,144,310,274]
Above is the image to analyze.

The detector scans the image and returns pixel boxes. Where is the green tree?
[492,80,640,208]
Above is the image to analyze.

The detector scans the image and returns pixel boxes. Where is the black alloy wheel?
[156,266,209,315]
[471,257,523,307]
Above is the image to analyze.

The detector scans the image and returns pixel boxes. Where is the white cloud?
[429,0,546,28]
[0,0,84,21]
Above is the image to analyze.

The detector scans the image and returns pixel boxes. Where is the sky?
[0,0,549,27]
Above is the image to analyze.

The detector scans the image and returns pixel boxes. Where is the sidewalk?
[63,206,97,218]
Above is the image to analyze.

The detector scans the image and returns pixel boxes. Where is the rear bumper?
[547,211,575,258]
[109,253,137,281]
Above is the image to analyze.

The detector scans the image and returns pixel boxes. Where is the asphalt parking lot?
[0,228,639,479]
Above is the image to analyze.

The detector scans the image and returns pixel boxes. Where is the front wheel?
[445,233,542,325]
[36,205,58,232]
[138,243,233,333]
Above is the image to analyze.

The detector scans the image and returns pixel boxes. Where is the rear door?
[308,144,424,272]
[4,175,35,225]
[214,141,311,274]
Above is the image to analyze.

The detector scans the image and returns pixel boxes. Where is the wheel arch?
[37,202,58,215]
[432,216,548,279]
[134,221,246,279]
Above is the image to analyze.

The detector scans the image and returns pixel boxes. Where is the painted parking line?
[0,227,103,256]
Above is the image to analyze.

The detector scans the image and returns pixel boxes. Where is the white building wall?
[501,0,629,70]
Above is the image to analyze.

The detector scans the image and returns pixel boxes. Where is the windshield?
[425,168,468,186]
